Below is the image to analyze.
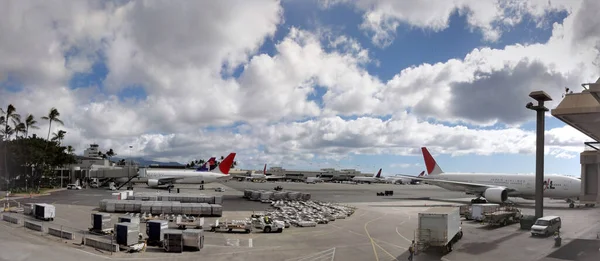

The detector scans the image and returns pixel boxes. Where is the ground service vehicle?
[251,216,285,233]
[483,206,522,226]
[468,203,499,221]
[531,216,562,237]
[416,207,463,254]
[210,220,252,233]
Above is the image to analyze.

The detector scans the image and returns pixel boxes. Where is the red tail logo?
[422,147,436,174]
[218,153,236,175]
[263,164,267,174]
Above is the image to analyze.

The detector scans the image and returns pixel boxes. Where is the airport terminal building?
[261,167,372,181]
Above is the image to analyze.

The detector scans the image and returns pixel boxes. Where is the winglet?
[421,147,443,175]
[376,169,382,178]
[214,153,236,175]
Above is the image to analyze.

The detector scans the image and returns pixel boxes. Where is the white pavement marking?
[249,238,253,248]
[285,248,336,261]
[395,226,412,243]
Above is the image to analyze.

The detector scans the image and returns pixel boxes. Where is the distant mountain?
[111,157,184,167]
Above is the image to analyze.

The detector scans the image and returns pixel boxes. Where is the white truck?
[416,207,463,254]
[468,203,500,221]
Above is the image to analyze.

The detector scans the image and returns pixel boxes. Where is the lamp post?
[526,91,552,218]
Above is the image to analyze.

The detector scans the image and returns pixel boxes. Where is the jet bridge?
[551,78,600,204]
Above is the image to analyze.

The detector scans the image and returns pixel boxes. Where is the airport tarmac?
[1,181,599,261]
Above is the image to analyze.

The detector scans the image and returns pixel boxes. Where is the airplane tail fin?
[212,153,236,175]
[197,157,216,171]
[263,164,267,175]
[376,168,382,178]
[418,171,425,177]
[421,147,444,175]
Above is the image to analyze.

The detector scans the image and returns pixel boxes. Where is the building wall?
[266,167,372,179]
[580,150,600,203]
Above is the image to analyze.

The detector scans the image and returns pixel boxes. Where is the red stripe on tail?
[218,153,236,175]
[421,147,437,175]
[376,169,382,178]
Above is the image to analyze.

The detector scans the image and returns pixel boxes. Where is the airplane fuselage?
[423,173,581,199]
[145,170,231,187]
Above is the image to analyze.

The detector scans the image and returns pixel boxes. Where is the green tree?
[41,107,63,141]
[51,130,67,145]
[106,149,116,160]
[24,114,39,138]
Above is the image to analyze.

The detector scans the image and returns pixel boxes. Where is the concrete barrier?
[24,220,43,232]
[84,237,120,252]
[48,227,74,240]
[2,214,20,224]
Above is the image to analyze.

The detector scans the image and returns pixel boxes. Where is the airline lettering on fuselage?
[543,179,556,191]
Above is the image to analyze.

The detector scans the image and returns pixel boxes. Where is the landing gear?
[569,202,575,209]
[471,197,487,204]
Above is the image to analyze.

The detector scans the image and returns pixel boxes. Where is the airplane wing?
[393,175,517,194]
[155,176,185,185]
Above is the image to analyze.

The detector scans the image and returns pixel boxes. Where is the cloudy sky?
[1,0,599,176]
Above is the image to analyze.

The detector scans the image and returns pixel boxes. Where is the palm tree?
[24,114,39,138]
[106,149,116,160]
[12,119,26,139]
[51,130,67,145]
[1,104,20,141]
[41,107,63,141]
[67,145,75,155]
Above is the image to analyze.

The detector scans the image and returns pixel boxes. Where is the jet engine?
[483,187,508,203]
[147,179,160,188]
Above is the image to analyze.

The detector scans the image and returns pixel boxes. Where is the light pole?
[526,90,552,218]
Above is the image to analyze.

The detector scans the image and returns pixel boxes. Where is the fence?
[1,212,118,254]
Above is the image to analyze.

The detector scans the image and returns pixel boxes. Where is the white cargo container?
[417,207,463,253]
[34,203,56,221]
[470,203,500,221]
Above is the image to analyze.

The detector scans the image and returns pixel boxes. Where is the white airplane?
[352,169,382,184]
[142,153,236,188]
[385,171,426,184]
[397,147,583,208]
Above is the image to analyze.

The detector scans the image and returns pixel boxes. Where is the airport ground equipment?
[265,200,355,227]
[34,203,55,221]
[163,229,184,253]
[127,192,223,204]
[182,229,204,251]
[114,222,141,246]
[146,220,169,246]
[210,219,252,233]
[274,186,283,191]
[468,203,500,221]
[91,213,112,233]
[459,205,471,218]
[250,214,285,233]
[175,215,204,229]
[520,215,537,230]
[243,189,311,202]
[99,199,222,217]
[118,215,140,224]
[483,206,522,227]
[416,207,463,254]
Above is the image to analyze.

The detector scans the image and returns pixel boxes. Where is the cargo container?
[163,229,183,253]
[182,229,204,251]
[118,215,140,224]
[469,203,499,221]
[114,222,140,246]
[91,213,112,232]
[34,203,55,221]
[416,207,463,254]
[147,220,169,246]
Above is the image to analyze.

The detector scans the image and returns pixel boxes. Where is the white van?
[531,216,561,236]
